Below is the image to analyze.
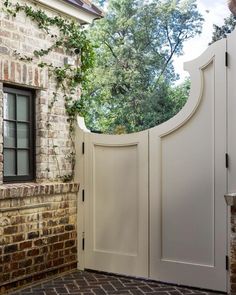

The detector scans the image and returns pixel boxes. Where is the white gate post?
[75,116,90,270]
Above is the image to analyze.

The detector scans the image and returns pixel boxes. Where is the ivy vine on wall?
[3,0,95,182]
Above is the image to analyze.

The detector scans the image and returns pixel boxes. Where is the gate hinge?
[82,232,85,251]
[82,189,85,202]
[82,142,85,154]
[225,153,229,168]
[226,255,229,271]
[225,52,229,67]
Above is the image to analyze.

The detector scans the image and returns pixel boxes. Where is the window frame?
[3,86,35,183]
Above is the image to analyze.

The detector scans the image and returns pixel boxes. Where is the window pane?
[17,95,29,121]
[17,150,29,175]
[17,123,29,148]
[4,150,16,176]
[4,121,15,148]
[4,93,15,120]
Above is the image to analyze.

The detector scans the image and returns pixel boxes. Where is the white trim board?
[32,0,99,23]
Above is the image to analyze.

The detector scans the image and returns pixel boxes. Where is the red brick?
[20,241,32,250]
[4,60,8,80]
[59,233,69,241]
[34,68,39,86]
[12,234,24,243]
[27,248,40,256]
[65,240,75,248]
[52,242,63,251]
[12,269,26,279]
[19,259,32,268]
[23,64,27,84]
[12,252,25,261]
[4,226,17,235]
[10,61,15,81]
[34,255,44,264]
[4,244,18,254]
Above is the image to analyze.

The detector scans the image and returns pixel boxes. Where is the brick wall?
[0,1,83,292]
[0,0,80,182]
[0,182,79,294]
[231,207,236,294]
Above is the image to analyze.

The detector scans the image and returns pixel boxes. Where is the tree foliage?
[210,14,236,45]
[80,0,203,133]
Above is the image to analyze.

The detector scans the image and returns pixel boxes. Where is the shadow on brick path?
[9,270,225,295]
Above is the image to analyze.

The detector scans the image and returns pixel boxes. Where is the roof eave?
[62,0,104,18]
[33,0,103,23]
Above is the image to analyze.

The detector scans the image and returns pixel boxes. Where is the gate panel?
[84,131,149,277]
[149,39,227,291]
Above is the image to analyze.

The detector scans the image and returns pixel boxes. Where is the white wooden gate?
[84,131,148,277]
[75,30,232,292]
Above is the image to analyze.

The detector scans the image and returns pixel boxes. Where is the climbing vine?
[3,0,95,181]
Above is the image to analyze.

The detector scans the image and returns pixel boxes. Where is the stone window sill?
[0,182,79,199]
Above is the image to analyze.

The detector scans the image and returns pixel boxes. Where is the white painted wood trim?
[31,0,98,23]
[75,117,90,270]
[77,116,91,133]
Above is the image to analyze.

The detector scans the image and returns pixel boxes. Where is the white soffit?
[32,0,97,24]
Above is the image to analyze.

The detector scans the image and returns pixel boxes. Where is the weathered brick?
[47,220,58,227]
[47,251,58,260]
[12,269,26,279]
[0,47,9,55]
[19,259,32,268]
[53,226,64,234]
[4,226,17,235]
[59,217,69,224]
[34,255,44,264]
[59,232,69,241]
[12,252,25,261]
[70,246,77,254]
[12,234,24,243]
[1,254,11,263]
[34,238,45,247]
[65,240,75,248]
[4,60,8,80]
[52,242,64,251]
[4,244,17,254]
[27,248,40,256]
[65,225,74,231]
[20,241,32,250]
[48,235,58,244]
[28,231,39,239]
[53,257,64,267]
[42,212,52,219]
[8,262,18,271]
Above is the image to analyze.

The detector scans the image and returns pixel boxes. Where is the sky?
[173,0,231,82]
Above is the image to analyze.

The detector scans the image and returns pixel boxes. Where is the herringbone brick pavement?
[10,270,225,295]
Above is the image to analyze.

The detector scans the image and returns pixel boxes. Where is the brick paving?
[10,270,225,295]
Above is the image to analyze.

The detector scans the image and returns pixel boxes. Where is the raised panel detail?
[94,144,138,256]
[161,62,215,266]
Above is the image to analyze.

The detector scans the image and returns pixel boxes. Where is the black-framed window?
[3,86,35,182]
